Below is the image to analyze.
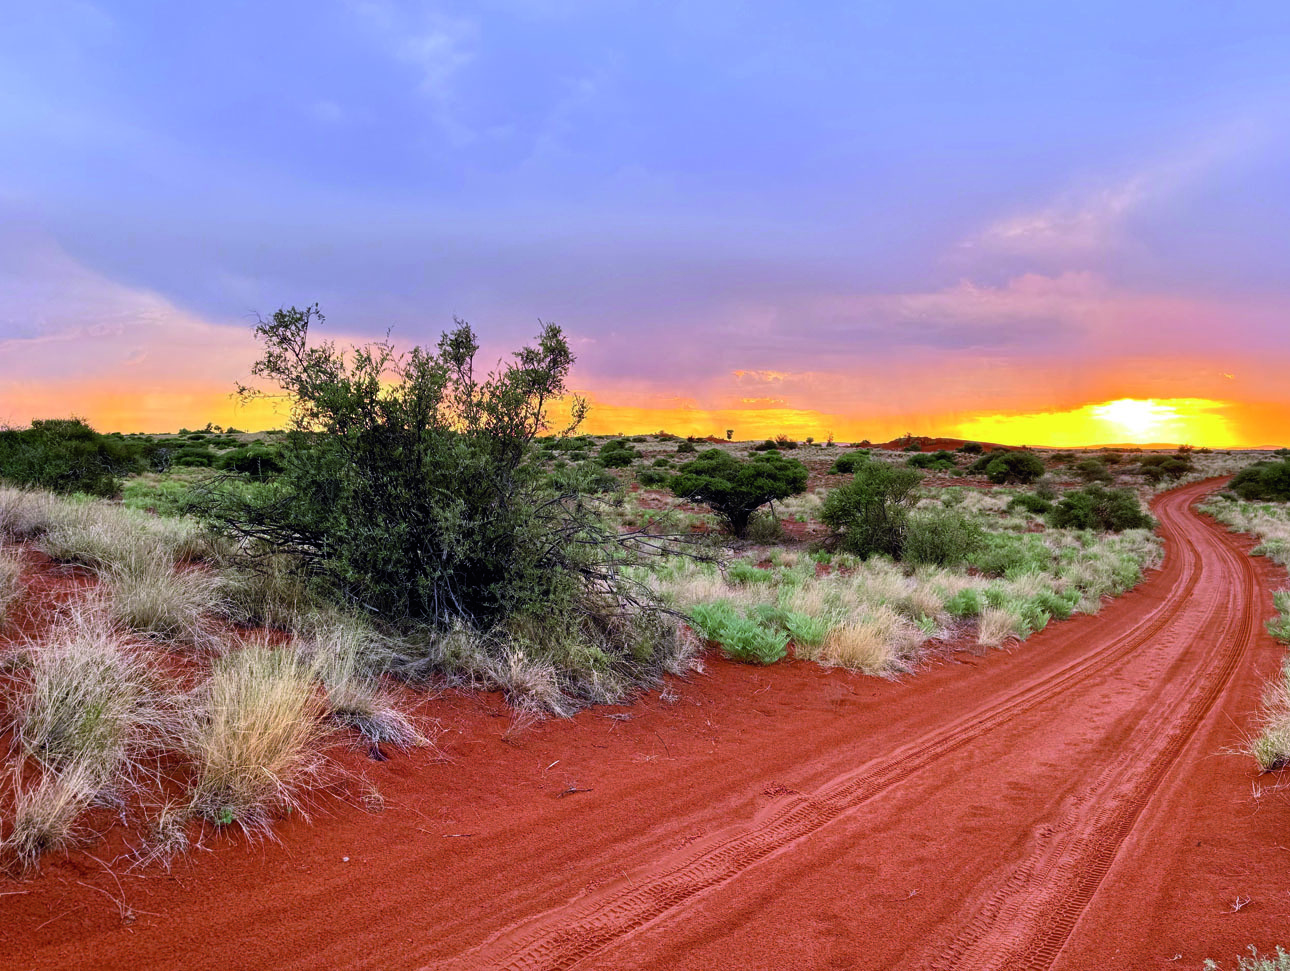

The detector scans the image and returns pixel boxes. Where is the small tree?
[0,418,140,497]
[820,463,922,558]
[670,449,808,538]
[725,429,733,441]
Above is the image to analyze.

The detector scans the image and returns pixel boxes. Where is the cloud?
[347,1,478,145]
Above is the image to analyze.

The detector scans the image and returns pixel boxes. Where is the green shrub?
[902,509,984,567]
[676,441,697,453]
[0,419,141,497]
[1135,454,1192,483]
[981,451,1046,484]
[1008,492,1053,515]
[829,451,869,475]
[945,588,983,617]
[636,468,672,488]
[1073,458,1112,483]
[728,560,775,584]
[218,444,285,480]
[1049,486,1154,532]
[1229,458,1290,501]
[773,435,798,450]
[598,440,638,467]
[671,449,808,538]
[752,439,779,452]
[190,306,674,702]
[907,450,957,470]
[959,441,984,454]
[820,463,922,558]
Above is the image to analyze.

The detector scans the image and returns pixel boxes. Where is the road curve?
[4,479,1287,971]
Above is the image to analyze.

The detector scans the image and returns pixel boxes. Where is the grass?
[0,545,22,624]
[1201,495,1290,772]
[1205,947,1290,971]
[304,617,427,747]
[0,486,63,542]
[1,761,98,871]
[97,550,225,646]
[3,608,163,786]
[180,642,329,834]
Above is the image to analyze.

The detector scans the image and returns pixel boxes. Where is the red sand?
[3,479,1288,970]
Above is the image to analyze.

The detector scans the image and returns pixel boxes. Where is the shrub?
[1008,492,1053,515]
[959,441,984,454]
[671,449,808,538]
[752,439,779,452]
[0,418,141,497]
[636,468,672,488]
[1049,487,1154,532]
[1229,458,1290,501]
[190,308,681,709]
[1073,458,1112,483]
[981,451,1046,484]
[218,444,285,479]
[676,441,697,453]
[1135,454,1192,483]
[907,450,957,470]
[181,644,328,833]
[829,451,869,475]
[902,509,984,567]
[773,435,798,450]
[598,439,639,467]
[820,463,922,558]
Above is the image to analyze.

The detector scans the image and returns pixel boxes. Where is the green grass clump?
[687,602,787,665]
[1205,946,1290,970]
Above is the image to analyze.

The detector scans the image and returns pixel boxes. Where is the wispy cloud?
[347,1,479,146]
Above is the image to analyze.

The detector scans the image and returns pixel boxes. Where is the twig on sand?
[557,785,592,798]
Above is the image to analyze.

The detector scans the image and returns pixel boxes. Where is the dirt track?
[5,479,1289,970]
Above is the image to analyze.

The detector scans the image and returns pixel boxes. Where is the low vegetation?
[1201,491,1290,771]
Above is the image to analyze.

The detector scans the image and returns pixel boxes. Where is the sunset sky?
[2,2,1289,446]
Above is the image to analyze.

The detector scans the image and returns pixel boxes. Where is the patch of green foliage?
[1229,458,1290,501]
[1049,486,1154,532]
[687,602,788,664]
[1008,492,1054,515]
[670,449,808,538]
[902,509,984,567]
[819,462,922,558]
[829,451,869,475]
[0,418,141,497]
[971,450,1046,484]
[907,450,957,470]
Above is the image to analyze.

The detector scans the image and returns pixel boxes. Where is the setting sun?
[955,397,1233,447]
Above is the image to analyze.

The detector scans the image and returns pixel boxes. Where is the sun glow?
[955,397,1233,447]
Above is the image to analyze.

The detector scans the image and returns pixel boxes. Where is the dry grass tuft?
[0,487,63,543]
[98,551,224,646]
[1252,668,1290,772]
[4,608,163,787]
[0,545,23,624]
[2,762,98,871]
[977,606,1024,649]
[802,607,920,676]
[306,619,426,748]
[181,643,328,834]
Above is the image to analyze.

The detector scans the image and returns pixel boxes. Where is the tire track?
[926,491,1259,970]
[426,482,1220,971]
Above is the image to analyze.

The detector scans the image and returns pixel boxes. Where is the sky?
[2,1,1289,445]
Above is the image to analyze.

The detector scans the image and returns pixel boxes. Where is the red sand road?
[4,479,1289,971]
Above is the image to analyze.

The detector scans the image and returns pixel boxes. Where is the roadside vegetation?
[1201,489,1290,772]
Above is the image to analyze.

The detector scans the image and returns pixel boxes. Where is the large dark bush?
[1228,459,1290,501]
[820,463,922,558]
[670,449,808,538]
[218,443,286,480]
[1073,458,1112,483]
[981,451,1046,484]
[193,306,667,646]
[0,418,140,496]
[1049,486,1154,531]
[829,451,869,475]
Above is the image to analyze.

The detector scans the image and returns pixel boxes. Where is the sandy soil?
[3,479,1288,970]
